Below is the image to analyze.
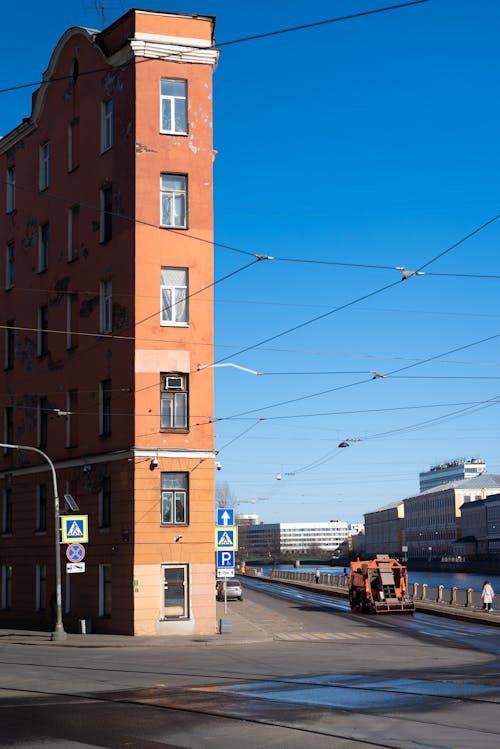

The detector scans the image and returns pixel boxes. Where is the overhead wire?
[0,1,432,94]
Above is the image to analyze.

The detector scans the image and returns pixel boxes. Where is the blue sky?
[2,1,500,523]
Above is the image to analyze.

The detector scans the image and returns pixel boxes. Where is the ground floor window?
[161,564,189,619]
[1,564,12,608]
[35,563,46,611]
[99,564,112,616]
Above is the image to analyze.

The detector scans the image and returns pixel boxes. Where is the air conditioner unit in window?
[165,376,183,390]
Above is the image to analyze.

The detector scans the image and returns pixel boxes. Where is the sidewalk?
[1,579,498,648]
[0,601,273,648]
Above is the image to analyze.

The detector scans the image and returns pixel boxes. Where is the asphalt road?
[0,578,499,748]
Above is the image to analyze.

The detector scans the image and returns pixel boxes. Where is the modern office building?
[0,9,219,635]
[419,458,486,492]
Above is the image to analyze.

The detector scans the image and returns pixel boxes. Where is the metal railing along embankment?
[243,568,500,626]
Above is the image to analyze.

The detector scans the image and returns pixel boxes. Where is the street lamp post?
[1,443,66,640]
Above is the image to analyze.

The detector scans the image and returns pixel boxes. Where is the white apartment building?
[239,521,349,557]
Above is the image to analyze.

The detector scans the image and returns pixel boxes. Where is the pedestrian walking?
[481,580,495,611]
[314,568,320,584]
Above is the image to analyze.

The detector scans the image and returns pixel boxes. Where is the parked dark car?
[216,578,243,601]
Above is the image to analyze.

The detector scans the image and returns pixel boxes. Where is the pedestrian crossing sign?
[215,526,238,551]
[61,515,88,543]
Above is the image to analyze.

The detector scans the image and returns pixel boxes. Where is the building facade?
[363,503,404,558]
[419,458,486,492]
[239,521,349,558]
[459,493,500,559]
[403,475,500,560]
[0,10,219,635]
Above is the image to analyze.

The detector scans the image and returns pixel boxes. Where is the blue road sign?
[215,527,237,550]
[217,550,235,568]
[217,508,234,526]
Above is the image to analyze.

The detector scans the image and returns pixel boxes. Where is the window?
[99,379,112,436]
[4,406,13,453]
[36,484,47,532]
[1,565,12,609]
[38,223,49,272]
[160,79,187,134]
[67,205,80,261]
[99,564,112,616]
[4,320,15,369]
[2,488,12,534]
[100,280,112,334]
[66,293,78,349]
[37,305,49,356]
[66,389,78,447]
[160,174,187,228]
[38,397,49,449]
[39,142,49,190]
[101,99,113,151]
[35,563,47,611]
[6,242,15,289]
[161,564,189,619]
[99,476,111,529]
[161,472,188,525]
[68,119,79,171]
[100,186,113,242]
[6,166,15,212]
[160,267,188,325]
[161,374,188,430]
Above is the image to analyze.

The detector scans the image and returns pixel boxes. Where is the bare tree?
[215,481,236,509]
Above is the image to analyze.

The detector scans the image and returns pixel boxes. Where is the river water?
[259,564,500,593]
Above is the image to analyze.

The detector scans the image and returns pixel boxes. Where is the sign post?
[215,508,237,617]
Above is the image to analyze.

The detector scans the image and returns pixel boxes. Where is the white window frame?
[6,242,15,289]
[39,142,49,191]
[101,99,113,152]
[99,563,112,616]
[160,373,188,430]
[38,223,49,272]
[160,174,187,228]
[160,564,189,619]
[160,79,187,135]
[161,472,188,525]
[100,280,112,334]
[6,166,15,213]
[160,267,188,326]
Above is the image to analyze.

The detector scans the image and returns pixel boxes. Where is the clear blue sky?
[2,1,500,524]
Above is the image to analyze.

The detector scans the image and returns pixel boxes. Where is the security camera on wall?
[215,462,222,471]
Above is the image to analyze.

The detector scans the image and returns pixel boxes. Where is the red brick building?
[0,9,219,636]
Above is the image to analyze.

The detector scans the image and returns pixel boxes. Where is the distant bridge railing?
[246,568,484,610]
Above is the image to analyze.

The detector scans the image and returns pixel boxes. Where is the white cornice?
[109,33,219,68]
[134,447,216,460]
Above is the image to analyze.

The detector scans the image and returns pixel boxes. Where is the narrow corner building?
[0,9,220,636]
